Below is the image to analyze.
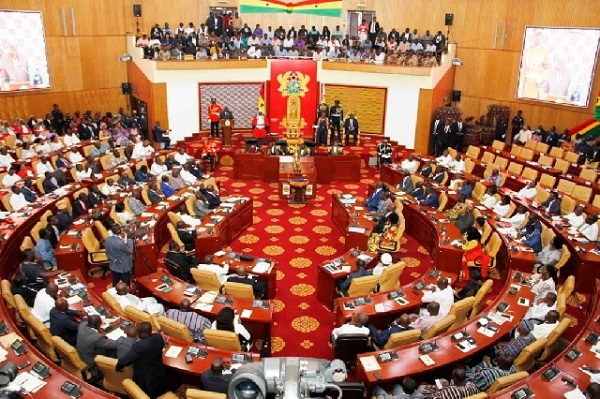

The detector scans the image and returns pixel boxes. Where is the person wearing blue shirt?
[541,191,561,214]
[458,180,473,197]
[160,175,175,197]
[153,121,171,148]
[134,165,149,182]
[522,223,542,253]
[366,314,413,348]
[365,182,385,212]
[420,185,439,208]
[35,229,57,267]
[411,181,425,200]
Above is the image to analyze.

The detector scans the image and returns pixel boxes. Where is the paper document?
[106,328,127,341]
[241,309,253,318]
[165,345,182,358]
[359,356,381,372]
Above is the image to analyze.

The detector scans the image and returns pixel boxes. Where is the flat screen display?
[516,26,600,107]
[0,10,50,92]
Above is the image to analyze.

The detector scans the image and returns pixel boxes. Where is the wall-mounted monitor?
[0,10,50,92]
[516,26,600,108]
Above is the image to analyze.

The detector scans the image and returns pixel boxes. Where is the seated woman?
[211,307,252,351]
[530,264,557,302]
[461,227,490,281]
[367,212,403,252]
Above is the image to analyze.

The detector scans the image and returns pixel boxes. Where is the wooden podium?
[220,118,234,146]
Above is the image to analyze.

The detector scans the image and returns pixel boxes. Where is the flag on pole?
[240,0,343,17]
[258,83,266,114]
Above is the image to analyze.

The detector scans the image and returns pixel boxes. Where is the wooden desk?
[356,271,534,385]
[331,193,375,251]
[334,267,458,328]
[316,249,378,311]
[314,153,361,183]
[210,251,277,299]
[137,270,274,340]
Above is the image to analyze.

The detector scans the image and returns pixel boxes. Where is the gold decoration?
[290,257,312,268]
[215,176,229,182]
[268,194,280,201]
[326,189,342,195]
[489,268,501,280]
[269,183,279,189]
[289,235,310,244]
[360,159,366,168]
[294,227,303,232]
[361,178,376,185]
[253,216,262,224]
[561,313,578,327]
[253,201,263,207]
[319,237,328,243]
[263,245,285,256]
[220,166,233,172]
[271,218,280,223]
[289,204,306,209]
[418,246,430,255]
[298,302,310,310]
[402,257,421,268]
[265,225,285,234]
[344,184,360,190]
[289,217,308,225]
[269,237,279,242]
[273,299,285,312]
[220,155,234,166]
[567,293,586,307]
[312,226,332,234]
[239,234,260,244]
[310,210,328,217]
[295,248,305,253]
[271,336,285,353]
[276,270,285,280]
[297,273,307,279]
[339,236,345,244]
[249,188,265,194]
[315,195,325,202]
[291,316,320,332]
[267,209,285,216]
[316,246,337,256]
[290,283,316,296]
[231,182,247,188]
[300,340,314,349]
[410,272,420,278]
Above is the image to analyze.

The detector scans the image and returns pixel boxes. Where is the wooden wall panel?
[152,83,169,130]
[126,61,168,132]
[323,85,386,134]
[415,89,434,155]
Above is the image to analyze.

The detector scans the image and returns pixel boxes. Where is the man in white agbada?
[372,253,393,277]
[420,277,454,317]
[108,281,165,315]
[197,254,230,284]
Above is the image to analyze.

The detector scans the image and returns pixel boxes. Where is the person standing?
[511,110,525,140]
[116,321,167,398]
[368,17,380,46]
[207,98,223,138]
[451,117,466,151]
[105,224,134,286]
[315,112,329,146]
[329,100,343,145]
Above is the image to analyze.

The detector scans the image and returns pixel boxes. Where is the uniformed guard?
[329,99,344,144]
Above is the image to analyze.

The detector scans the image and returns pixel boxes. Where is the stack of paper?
[198,291,217,304]
[165,345,182,358]
[8,372,46,393]
[359,356,381,372]
[106,328,127,341]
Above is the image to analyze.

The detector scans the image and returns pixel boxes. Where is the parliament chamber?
[0,1,599,399]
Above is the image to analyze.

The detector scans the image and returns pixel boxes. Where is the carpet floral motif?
[263,245,285,256]
[265,225,285,234]
[267,209,285,216]
[402,257,421,268]
[315,246,337,256]
[289,216,308,225]
[312,226,332,234]
[289,235,310,244]
[291,316,320,332]
[270,337,285,353]
[290,283,316,296]
[249,188,265,194]
[310,209,328,217]
[289,257,312,268]
[276,270,285,280]
[219,155,234,166]
[300,340,314,349]
[239,234,260,244]
[273,299,285,312]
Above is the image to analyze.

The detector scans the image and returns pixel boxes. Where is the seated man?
[449,154,465,172]
[168,168,187,190]
[76,315,118,378]
[492,195,511,217]
[457,179,473,198]
[115,202,135,225]
[444,194,468,221]
[201,184,221,208]
[520,310,560,340]
[420,162,434,178]
[331,311,369,340]
[397,172,415,193]
[492,320,536,359]
[421,277,453,317]
[201,357,232,395]
[20,249,65,286]
[400,154,418,174]
[376,137,392,167]
[166,298,212,343]
[430,166,446,184]
[127,189,147,216]
[108,281,165,315]
[435,149,452,167]
[541,191,561,214]
[226,266,266,299]
[197,254,230,285]
[153,122,171,149]
[32,283,59,327]
[410,181,425,200]
[372,377,423,399]
[521,223,542,253]
[579,214,599,242]
[536,236,563,268]
[160,175,175,197]
[174,147,194,164]
[372,253,393,277]
[455,270,482,300]
[408,301,443,335]
[487,168,502,187]
[518,180,538,200]
[336,259,371,296]
[565,204,585,229]
[328,140,344,155]
[372,191,393,219]
[176,220,197,251]
[365,181,385,212]
[49,298,82,346]
[481,186,498,208]
[502,205,527,228]
[9,185,28,211]
[419,184,439,208]
[367,314,413,348]
[524,292,557,322]
[165,241,197,282]
[421,367,480,399]
[176,204,201,228]
[465,354,517,392]
[35,229,56,268]
[147,180,162,204]
[194,192,211,218]
[131,139,155,160]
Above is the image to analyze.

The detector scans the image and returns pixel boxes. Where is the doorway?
[346,10,375,39]
[208,6,238,17]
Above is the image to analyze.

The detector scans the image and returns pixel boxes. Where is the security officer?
[329,99,344,145]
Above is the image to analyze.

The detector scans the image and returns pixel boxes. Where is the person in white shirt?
[180,165,197,186]
[372,253,392,277]
[536,236,563,267]
[174,148,194,165]
[400,154,418,174]
[197,254,230,284]
[49,136,63,152]
[21,143,36,159]
[408,301,444,334]
[436,149,453,167]
[513,125,532,145]
[115,202,134,225]
[529,311,560,339]
[109,282,165,315]
[150,156,168,176]
[331,311,369,340]
[420,277,454,317]
[63,130,80,147]
[502,205,527,228]
[530,265,557,302]
[449,154,465,172]
[481,186,498,209]
[68,147,84,164]
[2,168,21,187]
[524,292,557,321]
[211,307,252,348]
[9,186,28,211]
[579,214,599,242]
[74,163,92,181]
[31,283,59,326]
[102,178,119,196]
[492,195,511,217]
[517,181,538,200]
[0,148,14,167]
[35,155,66,185]
[131,140,155,160]
[36,139,51,154]
[565,205,585,229]
[177,205,201,228]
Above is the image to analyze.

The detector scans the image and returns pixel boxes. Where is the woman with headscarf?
[367,212,404,252]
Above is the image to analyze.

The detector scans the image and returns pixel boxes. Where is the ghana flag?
[240,0,343,17]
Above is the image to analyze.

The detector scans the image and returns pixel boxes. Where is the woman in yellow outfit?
[367,212,404,252]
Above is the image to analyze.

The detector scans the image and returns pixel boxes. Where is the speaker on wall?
[452,90,461,102]
[133,4,142,17]
[122,83,131,95]
[445,13,454,26]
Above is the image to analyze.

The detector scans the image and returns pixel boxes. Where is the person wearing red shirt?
[207,98,223,138]
[202,138,221,171]
[252,112,269,145]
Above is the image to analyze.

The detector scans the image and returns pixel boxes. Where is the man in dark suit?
[49,298,81,346]
[343,112,359,146]
[420,185,439,208]
[420,162,434,177]
[451,117,466,151]
[545,126,559,147]
[201,185,221,208]
[46,215,62,248]
[431,116,442,155]
[398,172,414,193]
[153,121,171,149]
[56,205,73,231]
[116,321,167,399]
[431,166,446,184]
[87,185,106,208]
[201,357,232,394]
[165,241,197,282]
[76,315,118,378]
[72,193,89,218]
[147,181,162,204]
[438,120,452,155]
[366,314,413,348]
[226,266,266,299]
[495,118,508,141]
[368,17,380,45]
[105,224,134,286]
[21,178,37,202]
[410,182,425,200]
[176,221,197,252]
[77,119,94,140]
[541,191,561,214]
[364,182,385,212]
[337,259,372,296]
[42,171,59,193]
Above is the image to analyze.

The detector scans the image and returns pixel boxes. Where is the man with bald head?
[32,282,59,327]
[166,298,212,343]
[421,276,454,317]
[226,265,266,299]
[367,313,413,348]
[408,301,443,335]
[331,311,369,340]
[76,314,118,377]
[201,356,233,394]
[108,281,165,315]
[49,298,82,345]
